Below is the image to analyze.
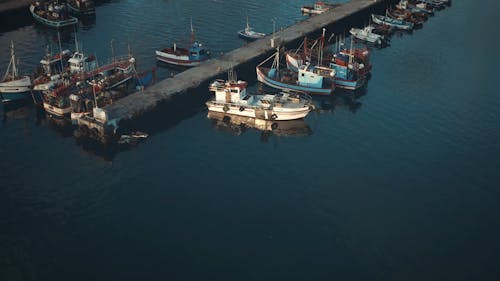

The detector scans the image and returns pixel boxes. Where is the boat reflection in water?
[207,111,312,140]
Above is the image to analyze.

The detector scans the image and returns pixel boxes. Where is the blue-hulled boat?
[256,48,335,95]
[238,17,266,41]
[30,1,78,28]
[67,0,96,15]
[155,20,210,67]
[285,34,365,91]
[0,41,32,104]
[371,13,414,30]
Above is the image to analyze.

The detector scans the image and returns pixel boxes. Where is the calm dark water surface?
[1,0,499,280]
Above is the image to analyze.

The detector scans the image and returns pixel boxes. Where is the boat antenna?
[246,16,250,30]
[111,39,115,66]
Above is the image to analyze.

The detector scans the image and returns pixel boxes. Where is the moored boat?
[155,20,210,67]
[371,13,414,30]
[207,70,312,121]
[350,25,388,46]
[285,34,366,91]
[301,1,334,15]
[257,47,335,95]
[397,1,434,16]
[66,0,96,15]
[29,1,78,28]
[0,41,32,103]
[238,17,266,41]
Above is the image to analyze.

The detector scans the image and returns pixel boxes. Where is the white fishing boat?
[0,41,32,103]
[349,25,387,45]
[238,17,266,41]
[155,19,210,67]
[207,70,312,121]
[301,1,331,15]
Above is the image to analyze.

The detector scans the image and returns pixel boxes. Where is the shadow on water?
[0,9,32,34]
[1,100,33,122]
[72,84,212,161]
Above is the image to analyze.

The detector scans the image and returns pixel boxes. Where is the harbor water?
[1,0,499,280]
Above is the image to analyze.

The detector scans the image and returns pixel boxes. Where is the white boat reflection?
[207,111,312,137]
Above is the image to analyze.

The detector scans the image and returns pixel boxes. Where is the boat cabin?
[298,64,327,88]
[212,80,248,104]
[68,52,96,73]
[188,42,209,61]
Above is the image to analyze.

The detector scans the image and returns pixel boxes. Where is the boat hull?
[371,14,413,30]
[67,3,96,15]
[285,54,363,90]
[0,76,32,103]
[256,67,333,95]
[206,102,310,121]
[238,31,265,41]
[155,50,208,67]
[301,7,328,15]
[43,102,72,117]
[0,92,31,103]
[30,5,78,28]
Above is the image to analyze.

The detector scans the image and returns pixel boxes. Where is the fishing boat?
[0,41,32,103]
[42,80,74,117]
[29,1,78,28]
[207,70,312,121]
[396,1,434,16]
[414,0,446,10]
[285,34,365,91]
[33,47,72,92]
[238,17,266,41]
[256,47,335,95]
[301,1,331,15]
[387,8,427,26]
[371,13,414,30]
[66,0,96,15]
[350,25,388,46]
[155,20,210,67]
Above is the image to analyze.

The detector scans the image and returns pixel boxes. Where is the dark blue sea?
[1,0,499,280]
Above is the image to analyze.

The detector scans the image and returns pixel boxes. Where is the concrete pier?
[83,0,387,139]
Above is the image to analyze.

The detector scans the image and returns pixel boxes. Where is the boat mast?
[190,17,195,43]
[318,28,325,66]
[3,41,15,81]
[58,31,64,72]
[11,41,18,78]
[111,39,115,66]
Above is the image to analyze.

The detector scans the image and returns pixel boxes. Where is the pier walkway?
[98,0,385,132]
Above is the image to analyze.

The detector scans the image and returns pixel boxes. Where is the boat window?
[230,89,239,93]
[199,50,206,55]
[190,52,198,56]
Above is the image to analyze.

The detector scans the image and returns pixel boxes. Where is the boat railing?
[279,90,313,105]
[209,100,263,110]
